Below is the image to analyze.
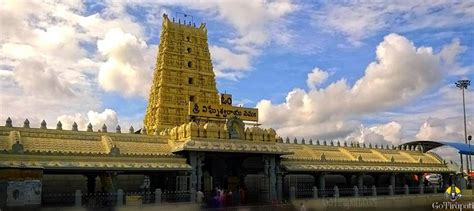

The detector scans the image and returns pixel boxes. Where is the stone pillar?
[189,152,197,191]
[418,173,425,194]
[74,190,82,207]
[390,173,396,189]
[196,153,204,191]
[312,186,318,199]
[276,165,283,202]
[371,185,377,196]
[86,174,97,194]
[388,185,394,196]
[289,186,296,201]
[190,188,196,202]
[111,172,118,191]
[263,155,270,203]
[155,189,162,204]
[417,173,425,186]
[357,173,364,189]
[404,184,409,195]
[334,186,339,198]
[262,155,277,202]
[117,189,123,206]
[197,191,204,203]
[269,155,277,202]
[318,173,327,197]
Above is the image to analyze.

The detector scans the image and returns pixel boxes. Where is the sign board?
[220,94,232,105]
[126,195,142,205]
[189,102,258,122]
[7,180,42,206]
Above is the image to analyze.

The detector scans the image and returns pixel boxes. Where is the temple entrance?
[201,152,266,205]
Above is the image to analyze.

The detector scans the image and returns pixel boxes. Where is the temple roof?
[0,122,454,173]
[279,143,453,173]
[281,162,451,173]
[0,126,190,171]
[0,154,190,171]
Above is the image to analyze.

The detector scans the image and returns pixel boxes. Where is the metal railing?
[161,190,191,202]
[40,185,446,208]
[41,189,192,208]
[291,185,444,200]
[41,192,75,207]
[82,192,118,208]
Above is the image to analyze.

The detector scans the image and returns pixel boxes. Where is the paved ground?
[4,192,474,211]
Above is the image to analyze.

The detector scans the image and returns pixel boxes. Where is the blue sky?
[0,0,473,162]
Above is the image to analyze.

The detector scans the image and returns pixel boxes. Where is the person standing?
[299,202,306,211]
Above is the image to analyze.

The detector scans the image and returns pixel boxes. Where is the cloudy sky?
[1,0,473,162]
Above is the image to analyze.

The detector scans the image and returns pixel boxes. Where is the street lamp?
[455,80,470,183]
[469,135,472,181]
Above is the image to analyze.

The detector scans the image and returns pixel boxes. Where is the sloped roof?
[279,143,453,173]
[0,126,453,173]
[0,126,190,171]
[401,140,474,155]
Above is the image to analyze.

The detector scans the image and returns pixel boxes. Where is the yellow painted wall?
[144,14,219,133]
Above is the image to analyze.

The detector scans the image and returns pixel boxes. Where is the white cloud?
[171,0,298,79]
[97,28,156,97]
[431,146,460,165]
[312,2,474,45]
[211,0,297,47]
[313,4,385,45]
[0,43,36,59]
[0,70,14,77]
[209,45,252,80]
[440,38,466,65]
[57,109,118,131]
[416,117,472,141]
[368,121,402,145]
[350,34,440,109]
[439,38,473,76]
[345,122,399,146]
[257,33,444,139]
[306,67,329,89]
[0,0,153,127]
[13,59,75,98]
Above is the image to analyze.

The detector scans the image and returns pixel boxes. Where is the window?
[186,36,190,42]
[187,47,192,53]
[189,95,195,102]
[188,77,194,84]
[188,61,192,68]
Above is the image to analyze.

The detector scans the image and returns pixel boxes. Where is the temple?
[144,14,220,132]
[0,14,455,208]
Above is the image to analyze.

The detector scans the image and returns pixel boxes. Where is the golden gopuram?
[0,14,456,208]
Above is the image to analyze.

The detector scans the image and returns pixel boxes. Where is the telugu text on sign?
[188,103,258,121]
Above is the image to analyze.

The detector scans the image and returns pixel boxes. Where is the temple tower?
[144,14,219,133]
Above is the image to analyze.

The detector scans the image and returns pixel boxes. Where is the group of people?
[207,186,247,207]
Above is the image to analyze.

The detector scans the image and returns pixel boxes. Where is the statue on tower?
[226,117,244,139]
